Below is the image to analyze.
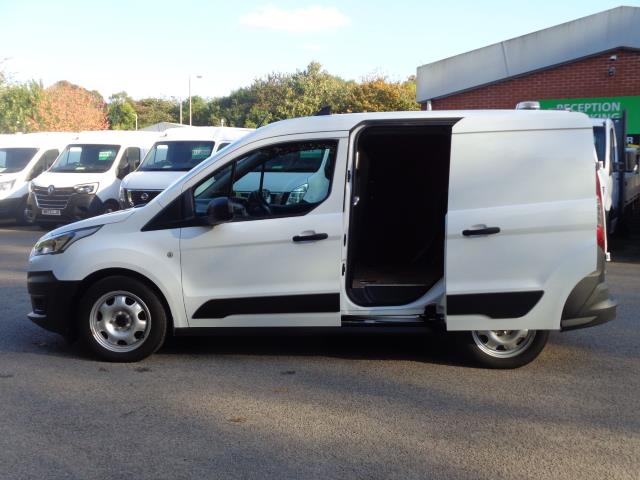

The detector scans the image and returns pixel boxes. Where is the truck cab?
[27,110,616,368]
[28,131,159,228]
[119,127,253,208]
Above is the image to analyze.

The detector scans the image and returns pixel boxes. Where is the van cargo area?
[347,124,452,306]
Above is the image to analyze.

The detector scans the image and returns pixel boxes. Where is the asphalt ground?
[0,221,638,479]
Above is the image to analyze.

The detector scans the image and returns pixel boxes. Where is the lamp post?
[189,74,202,126]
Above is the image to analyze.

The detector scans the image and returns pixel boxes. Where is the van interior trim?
[192,293,340,319]
[446,291,544,319]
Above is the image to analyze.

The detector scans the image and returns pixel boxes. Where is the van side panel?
[446,125,596,331]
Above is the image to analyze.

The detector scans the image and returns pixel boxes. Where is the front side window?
[139,141,215,172]
[27,149,59,180]
[50,144,120,173]
[193,140,337,220]
[0,148,38,173]
[593,126,606,166]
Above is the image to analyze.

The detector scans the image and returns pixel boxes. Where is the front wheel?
[77,276,167,362]
[461,330,549,369]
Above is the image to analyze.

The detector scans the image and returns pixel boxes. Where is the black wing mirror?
[205,197,233,226]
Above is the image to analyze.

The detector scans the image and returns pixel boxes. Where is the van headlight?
[0,180,15,192]
[74,183,98,194]
[31,225,102,257]
[286,183,308,205]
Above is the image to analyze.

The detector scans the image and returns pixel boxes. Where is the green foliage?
[0,81,42,133]
[133,97,179,128]
[108,91,137,130]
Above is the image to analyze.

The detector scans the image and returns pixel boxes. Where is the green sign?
[539,96,640,135]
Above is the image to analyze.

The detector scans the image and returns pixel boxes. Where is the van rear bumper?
[560,250,617,331]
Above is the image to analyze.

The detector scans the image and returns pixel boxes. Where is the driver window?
[193,140,337,221]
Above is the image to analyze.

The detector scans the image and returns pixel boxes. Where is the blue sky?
[0,0,636,100]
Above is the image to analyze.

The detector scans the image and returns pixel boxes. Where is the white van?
[26,110,616,367]
[0,133,75,224]
[119,127,253,208]
[27,131,159,227]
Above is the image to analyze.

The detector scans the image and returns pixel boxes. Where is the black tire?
[458,330,549,369]
[14,197,32,226]
[103,200,120,214]
[77,276,167,362]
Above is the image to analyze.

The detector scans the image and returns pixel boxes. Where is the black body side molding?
[193,293,340,319]
[446,291,543,319]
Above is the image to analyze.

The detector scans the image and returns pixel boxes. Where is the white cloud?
[240,5,350,33]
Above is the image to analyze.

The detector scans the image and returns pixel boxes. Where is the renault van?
[119,127,253,208]
[27,111,616,367]
[0,133,75,224]
[27,131,159,227]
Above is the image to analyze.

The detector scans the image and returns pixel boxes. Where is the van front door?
[179,135,347,328]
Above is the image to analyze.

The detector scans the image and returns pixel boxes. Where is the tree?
[108,91,137,130]
[344,75,419,113]
[0,81,42,133]
[133,97,178,128]
[38,81,109,131]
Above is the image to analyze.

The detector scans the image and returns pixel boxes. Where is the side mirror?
[206,197,233,226]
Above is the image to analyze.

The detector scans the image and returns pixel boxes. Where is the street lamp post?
[189,74,202,126]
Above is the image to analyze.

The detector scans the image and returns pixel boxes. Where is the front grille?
[127,189,161,207]
[33,186,74,209]
[31,295,46,315]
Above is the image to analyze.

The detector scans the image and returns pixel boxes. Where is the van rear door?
[445,112,597,331]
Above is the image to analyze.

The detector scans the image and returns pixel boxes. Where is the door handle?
[462,227,501,237]
[292,232,329,242]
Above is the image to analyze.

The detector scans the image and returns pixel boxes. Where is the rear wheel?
[77,276,167,362]
[461,329,549,368]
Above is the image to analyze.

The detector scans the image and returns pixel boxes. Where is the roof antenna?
[315,105,331,116]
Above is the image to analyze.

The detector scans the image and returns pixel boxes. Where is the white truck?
[119,127,253,208]
[0,132,75,224]
[27,131,159,228]
[27,110,616,368]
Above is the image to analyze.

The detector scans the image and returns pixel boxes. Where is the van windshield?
[593,126,606,166]
[0,148,38,173]
[138,141,215,172]
[50,144,120,173]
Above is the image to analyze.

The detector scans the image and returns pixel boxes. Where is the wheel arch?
[75,268,175,336]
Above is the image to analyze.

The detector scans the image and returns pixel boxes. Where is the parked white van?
[27,131,159,227]
[0,132,75,224]
[119,126,253,208]
[27,110,616,367]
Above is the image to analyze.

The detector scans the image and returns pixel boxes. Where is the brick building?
[416,6,640,143]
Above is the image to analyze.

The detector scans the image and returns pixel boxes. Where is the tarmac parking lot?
[0,221,638,480]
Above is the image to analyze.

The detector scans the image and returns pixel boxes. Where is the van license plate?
[42,209,61,216]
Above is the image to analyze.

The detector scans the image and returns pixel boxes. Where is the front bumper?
[561,250,617,331]
[0,196,22,218]
[28,192,104,224]
[27,271,81,337]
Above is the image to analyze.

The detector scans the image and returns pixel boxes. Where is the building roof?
[140,122,185,132]
[416,6,640,103]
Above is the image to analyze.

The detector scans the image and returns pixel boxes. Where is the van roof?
[0,132,77,149]
[240,110,593,145]
[158,126,254,142]
[70,130,161,146]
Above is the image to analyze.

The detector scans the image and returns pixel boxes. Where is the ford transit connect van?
[27,131,159,228]
[119,127,253,208]
[0,133,75,224]
[27,111,616,367]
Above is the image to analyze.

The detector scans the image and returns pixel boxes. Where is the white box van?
[27,131,159,227]
[26,111,616,368]
[119,126,253,208]
[0,133,75,224]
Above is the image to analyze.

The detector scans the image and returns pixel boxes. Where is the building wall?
[427,49,640,110]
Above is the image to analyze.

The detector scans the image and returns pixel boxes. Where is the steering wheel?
[247,190,272,216]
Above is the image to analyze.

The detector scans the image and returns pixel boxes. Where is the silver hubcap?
[89,291,151,352]
[471,330,536,358]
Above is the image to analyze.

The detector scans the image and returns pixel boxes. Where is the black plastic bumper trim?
[446,291,543,319]
[27,270,81,336]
